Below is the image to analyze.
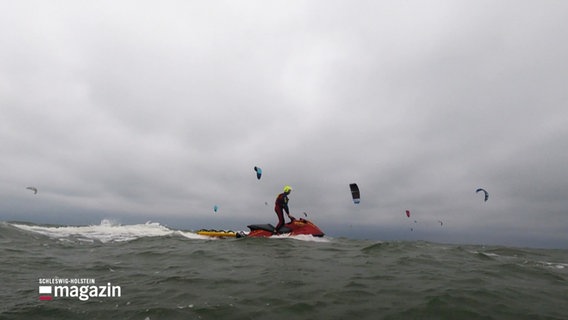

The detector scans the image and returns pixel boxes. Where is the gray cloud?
[1,1,567,248]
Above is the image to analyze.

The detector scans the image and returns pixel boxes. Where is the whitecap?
[11,220,176,243]
[267,233,330,243]
[176,230,216,240]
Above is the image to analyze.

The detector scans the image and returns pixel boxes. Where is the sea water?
[1,220,567,320]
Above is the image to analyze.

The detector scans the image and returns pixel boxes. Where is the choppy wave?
[1,220,567,320]
[9,219,209,242]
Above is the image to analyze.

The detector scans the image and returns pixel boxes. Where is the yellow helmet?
[283,185,292,193]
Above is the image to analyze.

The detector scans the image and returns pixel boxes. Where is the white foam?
[291,234,330,242]
[11,220,180,243]
[268,233,330,243]
[539,261,568,270]
[176,230,215,240]
[482,252,500,257]
[469,250,500,258]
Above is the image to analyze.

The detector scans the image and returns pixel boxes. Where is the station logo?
[38,278,121,301]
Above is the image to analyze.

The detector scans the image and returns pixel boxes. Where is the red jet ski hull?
[245,218,324,238]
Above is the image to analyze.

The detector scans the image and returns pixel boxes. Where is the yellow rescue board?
[197,230,237,237]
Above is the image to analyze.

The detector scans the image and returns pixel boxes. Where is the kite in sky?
[349,183,360,204]
[476,188,489,202]
[26,186,38,194]
[254,166,262,180]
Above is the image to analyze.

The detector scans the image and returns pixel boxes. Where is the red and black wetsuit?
[274,192,290,232]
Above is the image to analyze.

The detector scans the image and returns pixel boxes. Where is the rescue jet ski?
[244,218,324,238]
[197,218,324,238]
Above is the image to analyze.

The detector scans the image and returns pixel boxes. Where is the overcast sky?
[1,1,567,248]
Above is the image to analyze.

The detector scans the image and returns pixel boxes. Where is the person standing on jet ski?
[274,185,295,233]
